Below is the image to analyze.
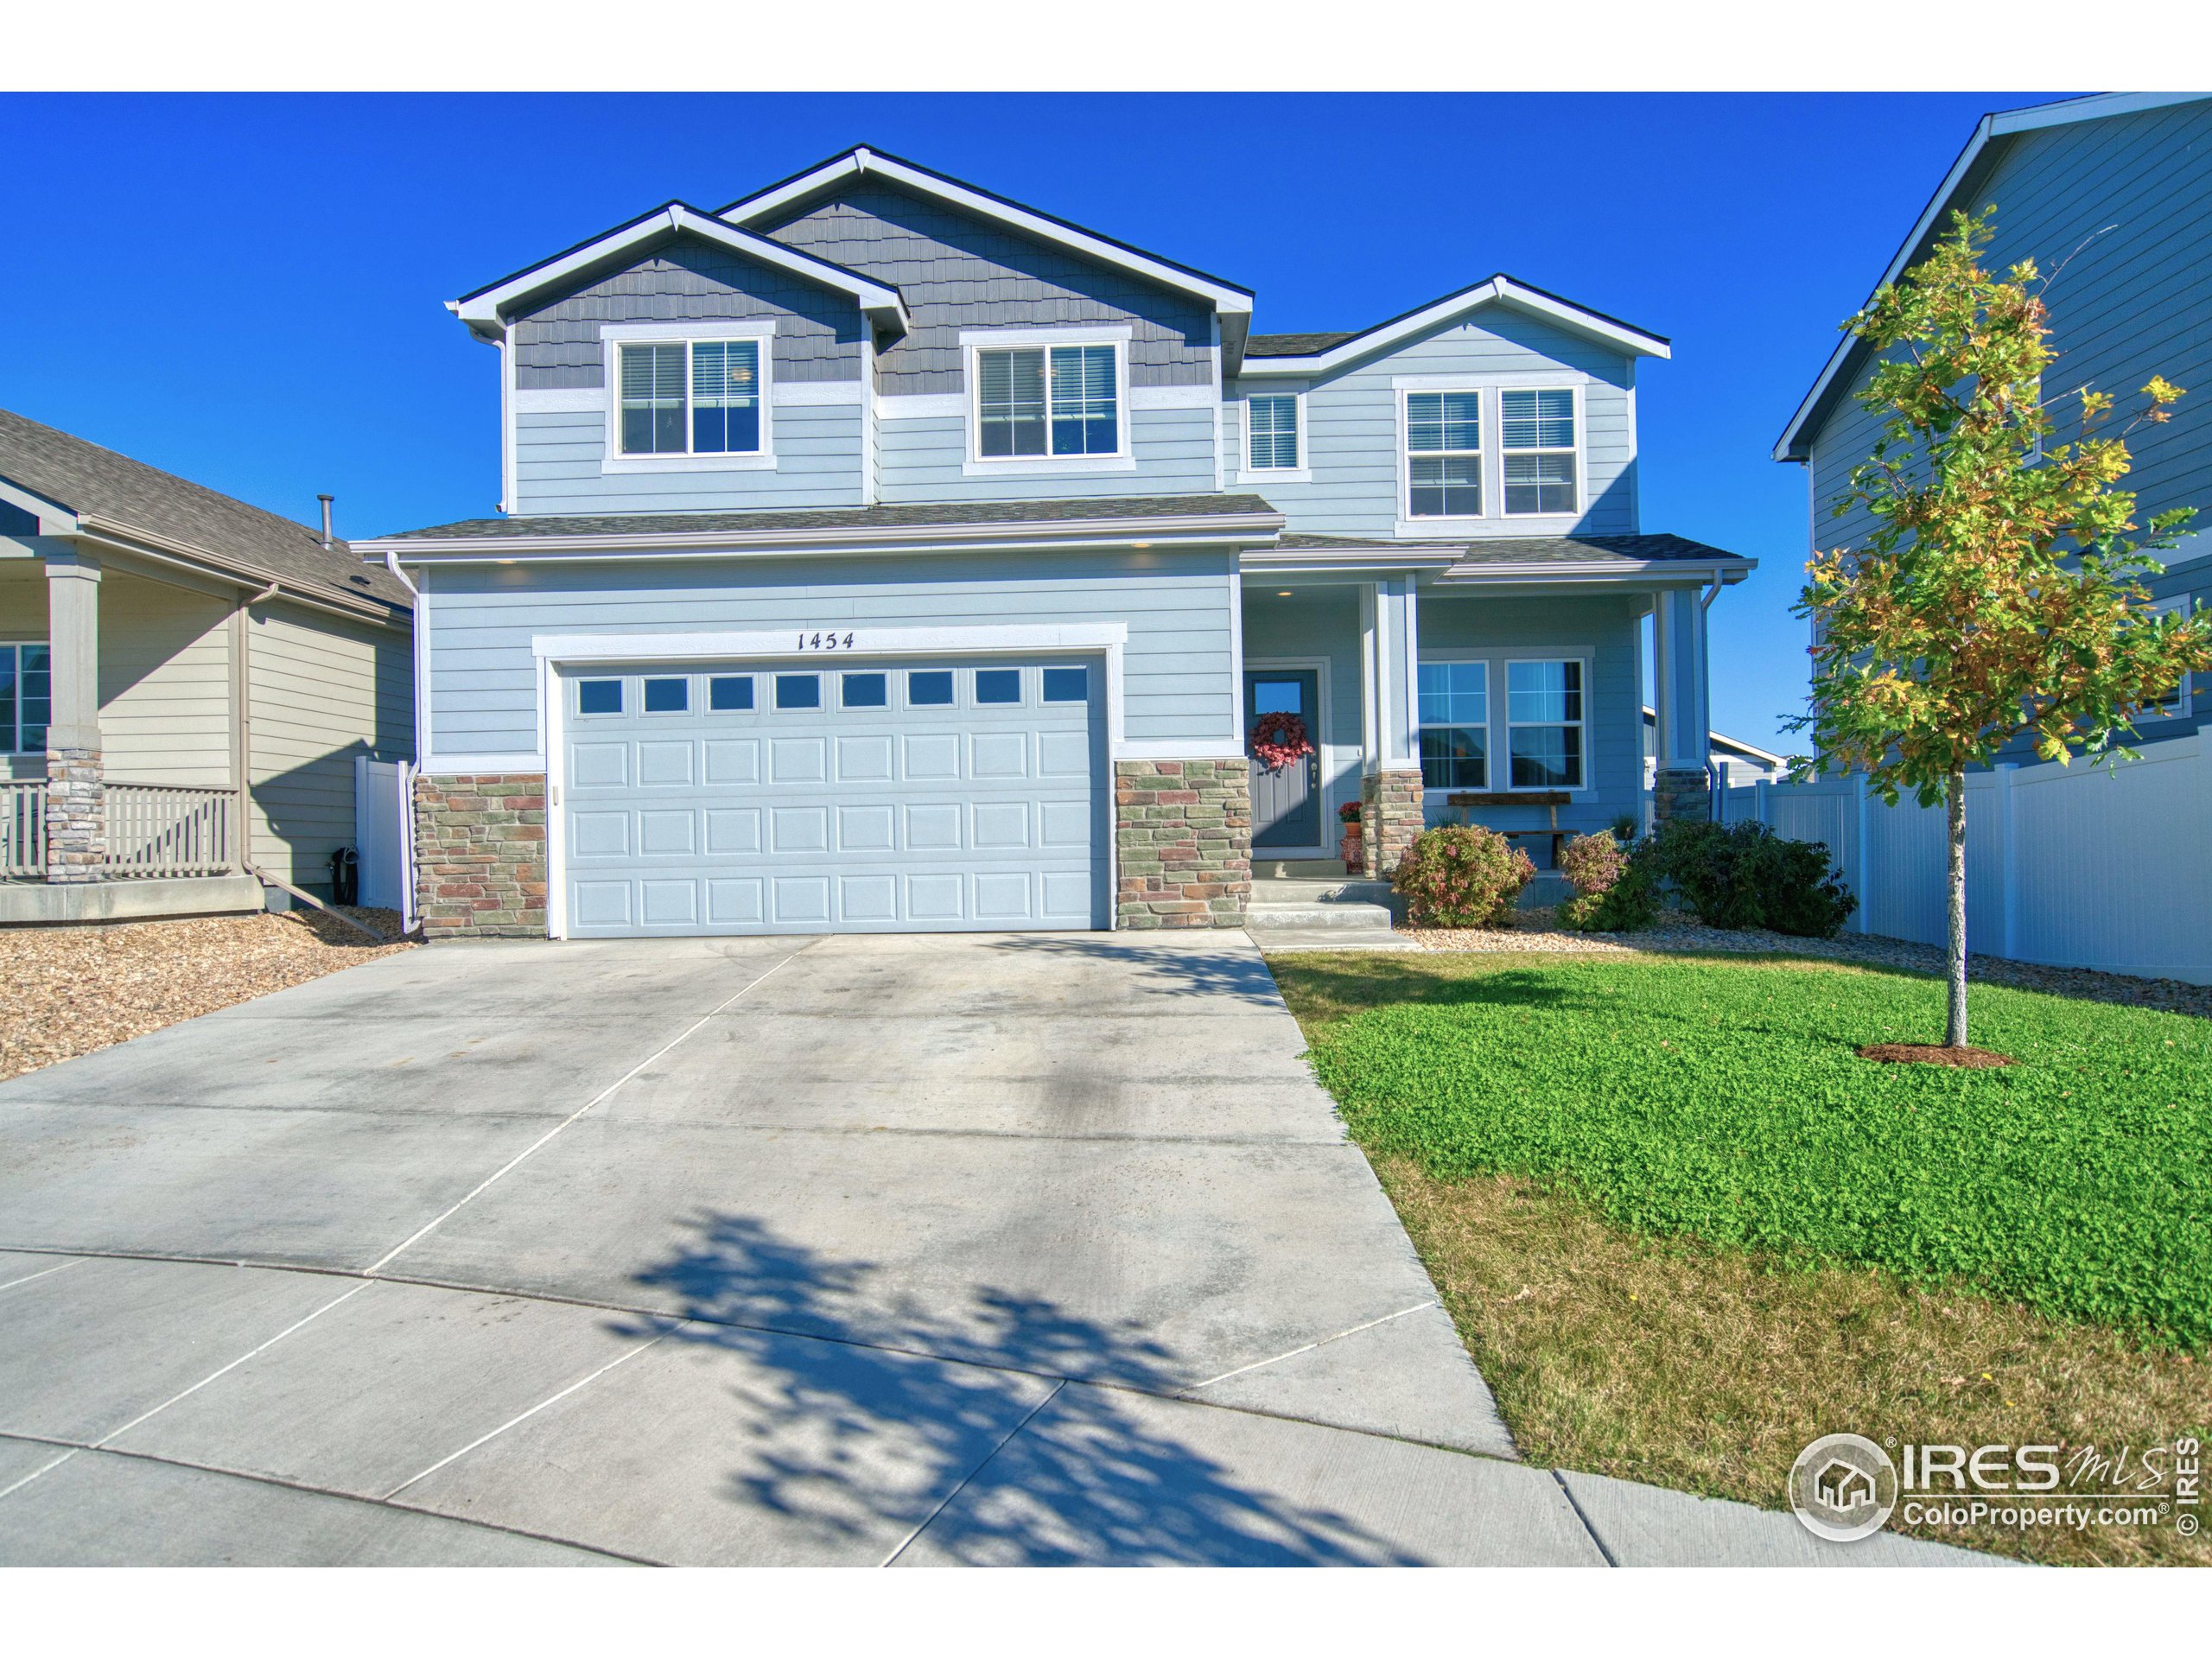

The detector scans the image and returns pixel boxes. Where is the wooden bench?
[1445,791,1573,867]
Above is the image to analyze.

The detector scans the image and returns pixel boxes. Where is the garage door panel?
[837,734,895,781]
[838,805,896,852]
[771,737,828,785]
[703,741,760,785]
[637,742,694,785]
[563,655,1106,938]
[904,734,962,781]
[705,809,760,855]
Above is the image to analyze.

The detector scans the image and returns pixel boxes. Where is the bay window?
[1406,391,1482,518]
[1501,388,1578,515]
[617,338,763,456]
[976,343,1121,458]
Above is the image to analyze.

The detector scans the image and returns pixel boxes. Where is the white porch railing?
[104,783,238,879]
[0,782,44,878]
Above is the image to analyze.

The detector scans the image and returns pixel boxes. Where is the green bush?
[1557,830,1658,932]
[1392,824,1535,928]
[1643,819,1856,938]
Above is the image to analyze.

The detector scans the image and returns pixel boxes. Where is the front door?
[1246,669,1320,850]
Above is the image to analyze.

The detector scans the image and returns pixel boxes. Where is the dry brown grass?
[1378,1159,2210,1567]
[0,908,413,1082]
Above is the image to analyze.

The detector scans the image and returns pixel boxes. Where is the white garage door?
[558,656,1108,936]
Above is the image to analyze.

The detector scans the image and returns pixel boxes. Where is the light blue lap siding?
[423,549,1236,758]
[1228,308,1637,538]
[512,403,865,516]
[877,406,1216,504]
[1414,593,1644,841]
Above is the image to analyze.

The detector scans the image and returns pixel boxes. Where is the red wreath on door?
[1250,710,1315,772]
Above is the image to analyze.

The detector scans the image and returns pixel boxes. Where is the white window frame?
[1390,372,1596,537]
[961,325,1135,476]
[1397,386,1485,524]
[600,319,779,473]
[0,638,52,756]
[1414,657,1490,792]
[1503,655,1591,792]
[1243,389,1309,482]
[1499,385,1583,518]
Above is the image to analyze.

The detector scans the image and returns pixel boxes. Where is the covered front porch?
[1237,546,1734,898]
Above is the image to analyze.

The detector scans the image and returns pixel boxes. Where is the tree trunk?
[1945,769,1968,1049]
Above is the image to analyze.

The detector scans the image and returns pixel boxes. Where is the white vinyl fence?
[354,757,416,929]
[1717,731,2212,985]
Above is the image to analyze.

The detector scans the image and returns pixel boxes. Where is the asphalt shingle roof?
[1275,531,1748,566]
[0,407,410,610]
[378,494,1282,542]
[1243,332,1363,358]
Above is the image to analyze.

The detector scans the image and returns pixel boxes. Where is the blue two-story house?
[359,146,1753,939]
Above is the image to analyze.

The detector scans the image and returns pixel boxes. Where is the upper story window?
[1405,391,1483,518]
[618,339,763,456]
[1501,388,1578,515]
[0,642,49,753]
[1248,393,1300,471]
[976,343,1121,459]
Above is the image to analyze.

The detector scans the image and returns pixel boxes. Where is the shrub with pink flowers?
[1558,829,1658,932]
[1390,824,1535,928]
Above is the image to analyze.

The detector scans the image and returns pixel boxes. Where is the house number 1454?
[796,632,857,650]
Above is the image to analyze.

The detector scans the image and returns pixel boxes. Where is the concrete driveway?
[0,930,1599,1567]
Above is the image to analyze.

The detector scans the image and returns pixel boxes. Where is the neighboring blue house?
[359,146,1754,939]
[1777,91,2212,752]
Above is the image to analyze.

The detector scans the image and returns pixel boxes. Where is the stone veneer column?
[1360,768,1425,879]
[1652,766,1713,824]
[414,773,548,938]
[1115,759,1251,927]
[43,748,105,881]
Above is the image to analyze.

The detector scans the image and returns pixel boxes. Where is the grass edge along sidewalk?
[1270,949,2212,1568]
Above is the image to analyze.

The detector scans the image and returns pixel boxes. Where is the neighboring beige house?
[0,408,412,922]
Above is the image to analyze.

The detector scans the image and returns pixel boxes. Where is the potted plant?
[1337,799,1365,874]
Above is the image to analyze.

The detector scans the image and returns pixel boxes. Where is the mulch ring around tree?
[1855,1043,2018,1068]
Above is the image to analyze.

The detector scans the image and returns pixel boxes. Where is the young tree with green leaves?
[1793,209,2212,1050]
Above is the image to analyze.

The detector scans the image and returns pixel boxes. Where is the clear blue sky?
[0,92,2064,752]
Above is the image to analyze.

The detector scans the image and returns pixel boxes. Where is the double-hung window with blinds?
[1501,388,1577,515]
[1406,391,1483,517]
[1247,393,1299,470]
[976,344,1120,458]
[618,340,762,456]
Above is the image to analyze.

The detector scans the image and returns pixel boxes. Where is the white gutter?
[1435,558,1754,584]
[357,509,1286,563]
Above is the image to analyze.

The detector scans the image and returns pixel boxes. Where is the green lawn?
[1287,955,2212,1349]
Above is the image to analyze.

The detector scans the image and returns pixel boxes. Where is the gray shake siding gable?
[512,239,866,389]
[755,178,1217,393]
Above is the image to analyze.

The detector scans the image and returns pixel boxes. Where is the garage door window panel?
[776,673,821,710]
[709,675,755,711]
[643,677,689,714]
[842,672,888,709]
[907,671,955,707]
[976,668,1022,705]
[577,678,624,716]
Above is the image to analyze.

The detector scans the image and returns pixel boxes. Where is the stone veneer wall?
[1360,768,1425,879]
[43,747,105,882]
[1114,759,1251,927]
[415,773,548,938]
[1652,766,1712,824]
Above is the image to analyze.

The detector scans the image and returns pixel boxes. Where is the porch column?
[1359,576,1426,877]
[43,548,105,880]
[1651,585,1710,824]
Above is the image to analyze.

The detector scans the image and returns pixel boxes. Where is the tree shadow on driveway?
[615,1211,1426,1566]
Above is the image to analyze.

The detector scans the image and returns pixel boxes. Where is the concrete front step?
[1254,857,1361,880]
[1250,877,1395,906]
[1244,901,1396,931]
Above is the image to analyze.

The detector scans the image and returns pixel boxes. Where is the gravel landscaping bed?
[0,908,414,1082]
[1408,906,2212,1018]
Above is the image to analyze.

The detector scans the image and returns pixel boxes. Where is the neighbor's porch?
[0,546,261,922]
[1238,570,1716,889]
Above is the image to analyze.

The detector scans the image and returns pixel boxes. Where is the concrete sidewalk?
[0,933,1996,1566]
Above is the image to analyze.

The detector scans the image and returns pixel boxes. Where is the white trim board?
[1238,276,1669,378]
